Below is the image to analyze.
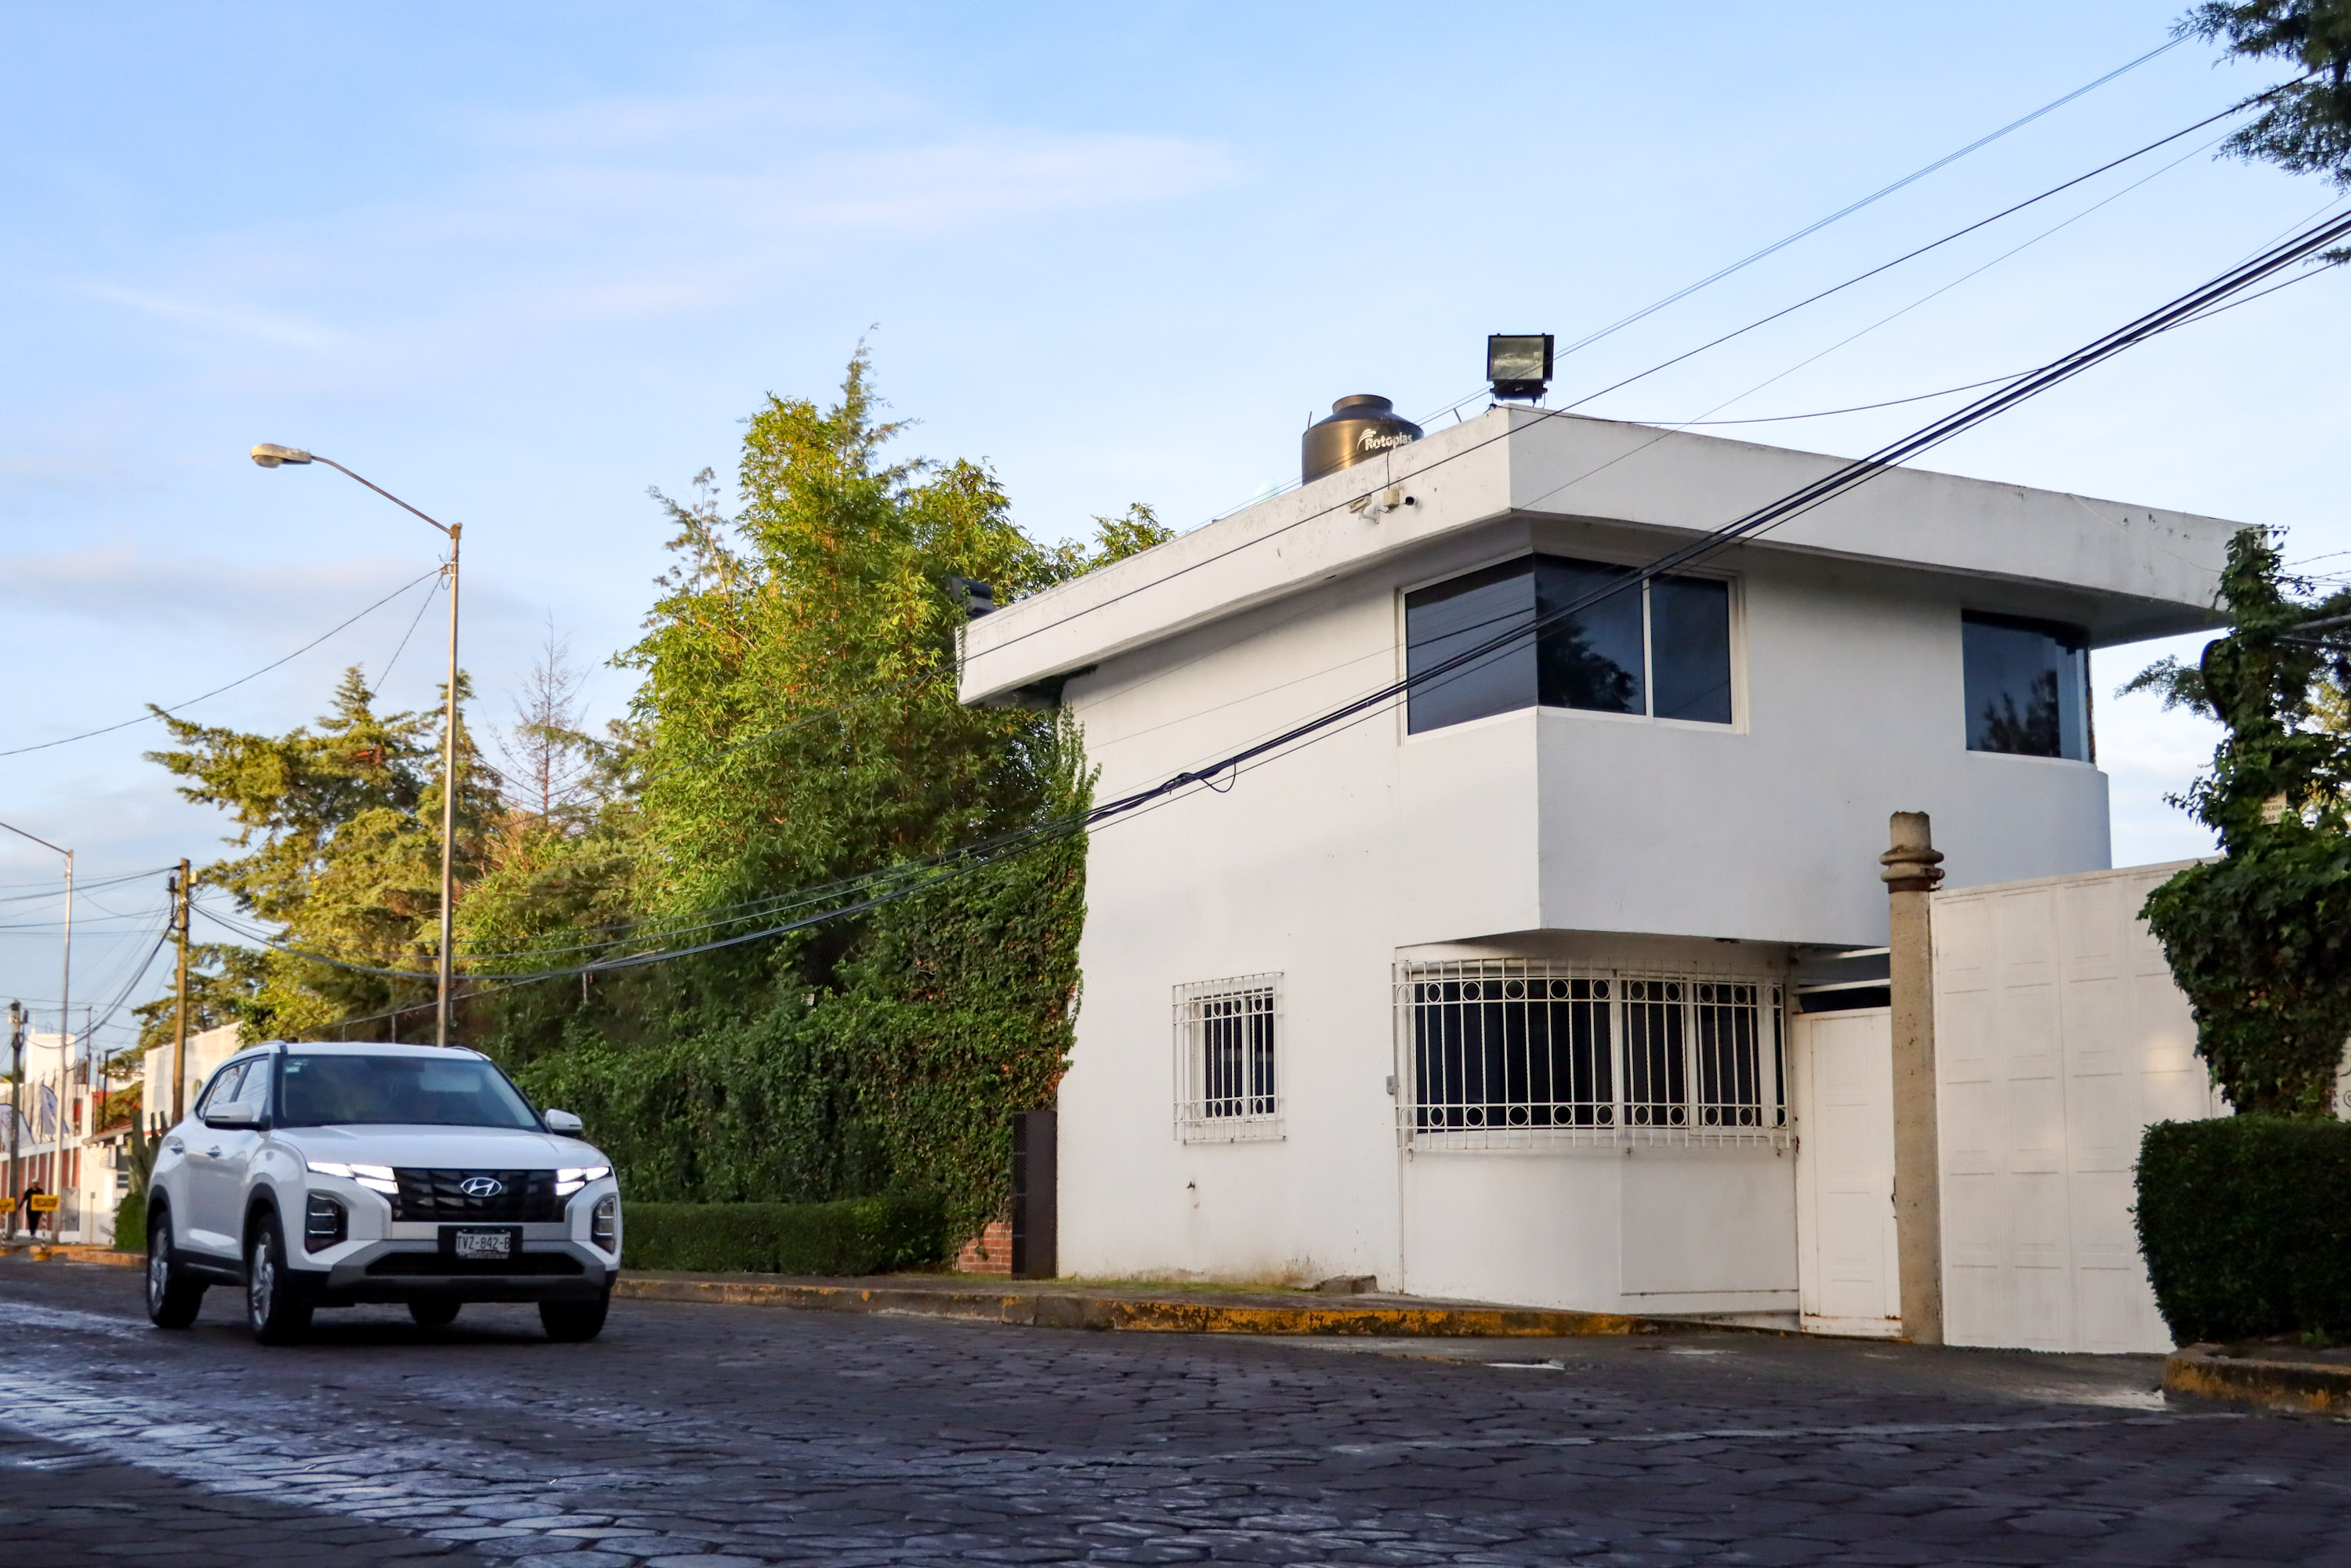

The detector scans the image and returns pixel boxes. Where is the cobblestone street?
[2,1258,2347,1566]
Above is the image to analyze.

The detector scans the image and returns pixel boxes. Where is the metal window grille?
[1175,974,1282,1142]
[1396,960,1786,1150]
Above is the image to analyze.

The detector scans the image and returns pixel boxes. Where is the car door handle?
[205,1146,223,1159]
[166,1140,184,1154]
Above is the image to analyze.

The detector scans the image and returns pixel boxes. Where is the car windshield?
[277,1053,542,1130]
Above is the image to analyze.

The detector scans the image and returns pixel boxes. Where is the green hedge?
[620,1193,947,1276]
[2137,1117,2351,1343]
[114,1190,146,1255]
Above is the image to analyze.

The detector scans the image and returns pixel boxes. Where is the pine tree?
[147,666,499,1039]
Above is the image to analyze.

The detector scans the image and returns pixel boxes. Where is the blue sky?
[3,2,2346,1056]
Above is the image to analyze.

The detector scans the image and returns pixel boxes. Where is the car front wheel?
[245,1215,313,1346]
[145,1208,205,1330]
[540,1290,610,1342]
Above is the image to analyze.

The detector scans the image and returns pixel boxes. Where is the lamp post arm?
[306,455,454,538]
[0,820,71,858]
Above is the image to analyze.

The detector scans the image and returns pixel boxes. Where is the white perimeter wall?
[1933,863,2220,1353]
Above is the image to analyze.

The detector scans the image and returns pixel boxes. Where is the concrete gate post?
[1881,811,1946,1345]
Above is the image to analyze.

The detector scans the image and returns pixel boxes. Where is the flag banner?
[36,1084,57,1139]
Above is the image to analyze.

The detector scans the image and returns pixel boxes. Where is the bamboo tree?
[2129,527,2351,1113]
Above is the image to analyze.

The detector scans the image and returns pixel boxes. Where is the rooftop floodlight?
[250,443,313,468]
[1487,334,1554,400]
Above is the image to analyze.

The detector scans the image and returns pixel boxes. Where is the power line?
[1583,129,2229,436]
[0,869,172,907]
[965,86,2288,682]
[0,567,443,759]
[205,200,2351,1009]
[1619,261,2336,429]
[375,570,443,687]
[1215,47,2215,527]
[98,57,2244,835]
[1540,113,2259,423]
[1410,40,2197,426]
[1075,203,2351,833]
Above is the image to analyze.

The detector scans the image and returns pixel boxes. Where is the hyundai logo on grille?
[458,1176,505,1199]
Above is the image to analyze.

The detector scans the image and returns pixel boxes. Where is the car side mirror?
[204,1103,260,1129]
[544,1108,584,1135]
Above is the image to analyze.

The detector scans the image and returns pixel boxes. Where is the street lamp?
[251,445,463,1047]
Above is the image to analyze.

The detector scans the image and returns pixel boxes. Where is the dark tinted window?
[1535,557,1643,714]
[1403,559,1537,733]
[1962,613,2089,760]
[1411,976,1613,1129]
[1201,990,1276,1119]
[277,1053,542,1129]
[1404,554,1733,733]
[1650,576,1733,722]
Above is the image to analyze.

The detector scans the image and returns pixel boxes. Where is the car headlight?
[591,1193,618,1251]
[307,1160,399,1196]
[555,1164,611,1197]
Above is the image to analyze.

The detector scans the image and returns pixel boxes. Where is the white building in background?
[4,1022,240,1245]
[959,401,2233,1327]
[5,1030,100,1242]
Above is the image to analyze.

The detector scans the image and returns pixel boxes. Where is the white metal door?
[1791,1007,1900,1337]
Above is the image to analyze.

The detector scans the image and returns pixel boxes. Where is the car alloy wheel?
[244,1217,312,1346]
[247,1240,273,1324]
[144,1210,204,1331]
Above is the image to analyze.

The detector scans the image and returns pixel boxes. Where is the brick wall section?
[955,1219,1012,1275]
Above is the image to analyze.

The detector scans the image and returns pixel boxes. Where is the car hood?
[277,1124,610,1170]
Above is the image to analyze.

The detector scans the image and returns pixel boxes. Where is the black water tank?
[1302,395,1423,484]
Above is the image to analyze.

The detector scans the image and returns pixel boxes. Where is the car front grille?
[389,1168,563,1223]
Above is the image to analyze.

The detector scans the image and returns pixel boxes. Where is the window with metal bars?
[1397,961,1784,1146]
[1174,975,1281,1142]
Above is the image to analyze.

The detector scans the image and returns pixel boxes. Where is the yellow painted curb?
[608,1275,1657,1338]
[0,1244,141,1266]
[2164,1343,2351,1415]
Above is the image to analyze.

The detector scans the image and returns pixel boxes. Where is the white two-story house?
[958,401,2232,1319]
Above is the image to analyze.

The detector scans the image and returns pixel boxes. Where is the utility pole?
[5,1001,22,1244]
[74,1004,89,1240]
[172,859,191,1126]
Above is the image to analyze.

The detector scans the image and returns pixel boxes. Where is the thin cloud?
[2,546,425,632]
[75,284,339,349]
[60,110,1240,345]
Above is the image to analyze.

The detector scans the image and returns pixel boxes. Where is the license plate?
[450,1228,514,1262]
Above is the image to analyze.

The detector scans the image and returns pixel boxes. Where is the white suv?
[144,1041,622,1345]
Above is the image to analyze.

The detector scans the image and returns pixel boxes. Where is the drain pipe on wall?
[1882,811,1946,1346]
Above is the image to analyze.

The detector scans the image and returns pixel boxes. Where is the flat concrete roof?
[961,406,2241,705]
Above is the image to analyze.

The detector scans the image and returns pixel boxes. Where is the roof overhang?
[960,406,2239,705]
